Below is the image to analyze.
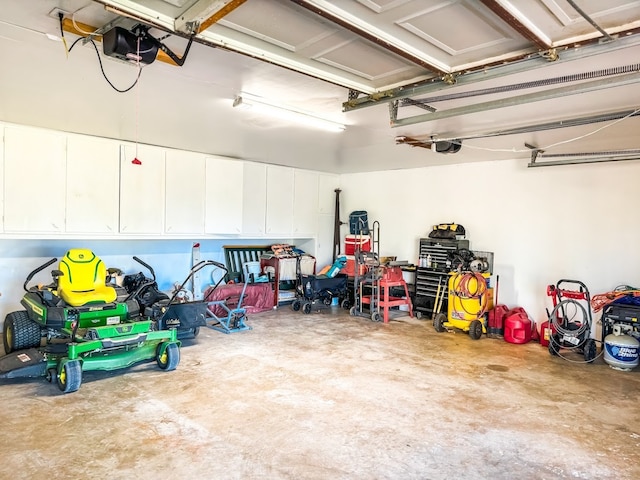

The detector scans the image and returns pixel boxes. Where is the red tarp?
[204,282,274,316]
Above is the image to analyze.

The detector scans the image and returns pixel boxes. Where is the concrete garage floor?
[0,307,639,480]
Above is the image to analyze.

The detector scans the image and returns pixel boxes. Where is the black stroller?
[291,257,351,314]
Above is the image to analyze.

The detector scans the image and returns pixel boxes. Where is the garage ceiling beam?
[175,0,248,34]
[528,150,640,167]
[343,33,640,112]
[390,72,640,127]
[400,108,640,143]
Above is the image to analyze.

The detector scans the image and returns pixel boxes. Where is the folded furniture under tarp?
[204,282,274,317]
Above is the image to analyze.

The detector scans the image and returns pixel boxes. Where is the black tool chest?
[414,238,469,318]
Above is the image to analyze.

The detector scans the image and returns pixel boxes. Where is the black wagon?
[291,272,351,314]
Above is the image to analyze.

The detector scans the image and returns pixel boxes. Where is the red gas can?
[504,309,532,344]
[539,320,554,347]
[487,304,509,336]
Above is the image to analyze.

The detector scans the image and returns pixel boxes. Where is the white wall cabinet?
[266,165,294,235]
[119,144,165,234]
[242,162,267,236]
[0,127,4,233]
[0,123,327,241]
[3,126,66,232]
[205,156,243,234]
[293,170,319,236]
[165,150,205,234]
[66,135,120,234]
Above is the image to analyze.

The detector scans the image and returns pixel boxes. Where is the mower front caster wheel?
[302,302,312,314]
[57,359,82,394]
[371,311,382,322]
[291,300,301,312]
[469,320,483,340]
[156,343,180,371]
[433,313,446,333]
[341,299,351,310]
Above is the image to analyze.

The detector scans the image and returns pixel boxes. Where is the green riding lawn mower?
[0,249,187,393]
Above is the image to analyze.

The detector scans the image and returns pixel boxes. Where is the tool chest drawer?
[414,269,449,315]
[414,238,468,317]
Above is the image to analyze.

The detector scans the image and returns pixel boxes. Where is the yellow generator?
[433,271,492,340]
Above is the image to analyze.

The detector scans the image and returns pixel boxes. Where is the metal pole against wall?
[333,188,342,262]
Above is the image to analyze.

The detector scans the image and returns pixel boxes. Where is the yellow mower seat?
[57,249,117,307]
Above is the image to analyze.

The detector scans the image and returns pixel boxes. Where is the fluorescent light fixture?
[232,94,346,132]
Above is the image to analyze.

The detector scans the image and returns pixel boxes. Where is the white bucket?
[243,261,261,281]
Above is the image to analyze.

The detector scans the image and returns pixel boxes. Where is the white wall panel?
[340,159,640,324]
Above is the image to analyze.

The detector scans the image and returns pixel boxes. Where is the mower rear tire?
[3,311,42,353]
[469,320,483,340]
[583,338,597,363]
[57,359,82,394]
[291,300,301,312]
[156,342,180,371]
[433,313,446,333]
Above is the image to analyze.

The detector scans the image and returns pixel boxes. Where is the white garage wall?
[339,158,640,325]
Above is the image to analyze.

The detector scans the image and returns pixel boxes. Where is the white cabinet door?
[242,162,267,235]
[165,150,205,234]
[66,135,120,233]
[0,127,3,233]
[205,156,243,234]
[3,126,66,232]
[293,170,318,236]
[119,144,165,234]
[265,165,294,235]
[316,213,335,268]
[319,173,340,214]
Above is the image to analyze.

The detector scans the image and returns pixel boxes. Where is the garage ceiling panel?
[218,1,335,52]
[506,0,640,43]
[398,2,519,56]
[315,37,419,82]
[90,0,640,93]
